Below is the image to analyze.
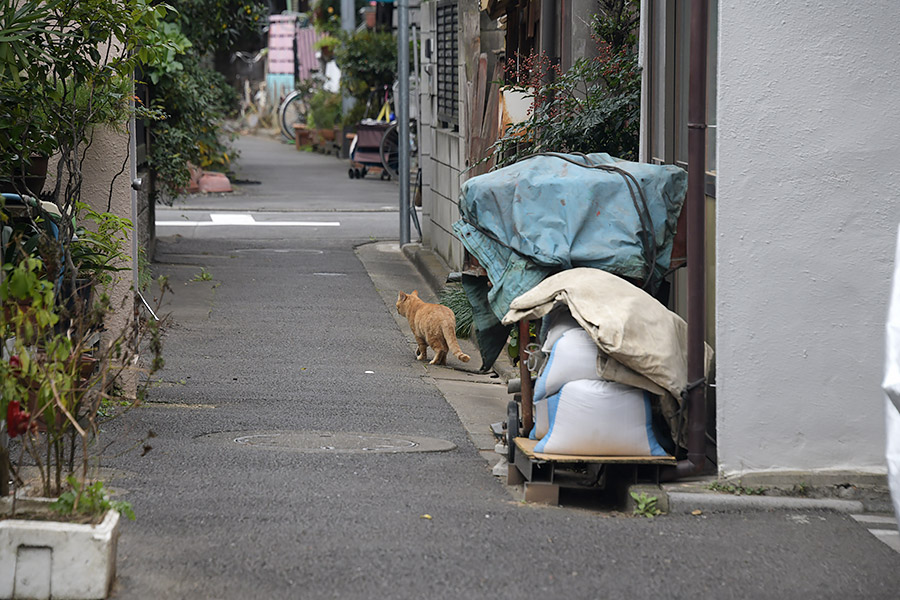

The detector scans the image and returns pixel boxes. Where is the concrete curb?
[666,491,865,514]
[401,243,450,299]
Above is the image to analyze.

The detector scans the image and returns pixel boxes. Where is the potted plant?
[0,252,166,600]
[314,34,340,63]
[306,89,342,152]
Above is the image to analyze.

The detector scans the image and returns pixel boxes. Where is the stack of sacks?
[504,267,714,454]
[529,308,668,457]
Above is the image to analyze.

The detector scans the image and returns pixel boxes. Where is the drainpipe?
[675,0,709,479]
[341,0,355,119]
[540,0,556,70]
[398,0,410,245]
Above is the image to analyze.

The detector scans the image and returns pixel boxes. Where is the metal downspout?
[675,0,709,478]
[398,0,410,245]
[540,0,556,69]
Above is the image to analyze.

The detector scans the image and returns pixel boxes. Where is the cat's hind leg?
[427,335,448,365]
[415,336,429,361]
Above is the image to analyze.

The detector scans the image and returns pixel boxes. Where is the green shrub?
[149,58,241,196]
[146,0,265,199]
[439,283,474,339]
[334,30,397,100]
[307,90,342,130]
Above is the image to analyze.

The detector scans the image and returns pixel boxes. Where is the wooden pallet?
[510,438,676,505]
[515,437,676,465]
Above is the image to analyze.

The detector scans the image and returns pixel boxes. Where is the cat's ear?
[398,291,407,301]
[411,290,419,297]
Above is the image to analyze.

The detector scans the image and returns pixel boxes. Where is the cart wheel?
[348,168,356,179]
[361,166,368,178]
[507,400,519,463]
[380,171,390,181]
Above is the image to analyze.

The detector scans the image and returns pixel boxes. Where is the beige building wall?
[79,123,136,343]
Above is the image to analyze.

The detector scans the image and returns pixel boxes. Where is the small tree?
[490,3,641,167]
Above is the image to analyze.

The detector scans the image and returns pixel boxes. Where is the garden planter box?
[293,124,311,149]
[0,499,120,599]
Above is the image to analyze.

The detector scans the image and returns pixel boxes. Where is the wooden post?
[518,320,533,433]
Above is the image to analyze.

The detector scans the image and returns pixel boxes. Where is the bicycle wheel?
[379,122,399,179]
[410,168,422,239]
[279,90,308,141]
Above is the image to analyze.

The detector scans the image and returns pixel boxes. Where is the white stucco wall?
[716,2,900,478]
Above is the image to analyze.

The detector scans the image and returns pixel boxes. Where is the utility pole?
[398,0,410,245]
[340,0,355,121]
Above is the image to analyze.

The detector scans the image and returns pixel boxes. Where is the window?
[436,0,459,127]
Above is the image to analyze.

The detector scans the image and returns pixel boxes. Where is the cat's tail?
[442,321,471,363]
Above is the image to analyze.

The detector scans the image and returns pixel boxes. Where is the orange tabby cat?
[396,290,471,365]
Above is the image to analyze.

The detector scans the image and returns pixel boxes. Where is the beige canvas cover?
[502,269,713,441]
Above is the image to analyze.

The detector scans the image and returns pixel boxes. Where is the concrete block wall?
[417,0,465,270]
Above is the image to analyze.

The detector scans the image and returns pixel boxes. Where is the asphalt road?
[103,135,900,599]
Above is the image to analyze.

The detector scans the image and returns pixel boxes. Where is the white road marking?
[870,529,900,552]
[211,213,255,224]
[851,514,898,525]
[851,513,900,553]
[156,212,340,227]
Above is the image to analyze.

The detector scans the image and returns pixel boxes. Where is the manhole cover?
[201,431,456,454]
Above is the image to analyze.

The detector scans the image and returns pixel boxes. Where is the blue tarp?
[452,153,687,322]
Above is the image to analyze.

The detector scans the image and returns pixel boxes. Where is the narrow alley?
[99,135,900,599]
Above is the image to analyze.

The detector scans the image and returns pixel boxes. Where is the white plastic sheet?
[885,399,900,522]
[881,224,900,521]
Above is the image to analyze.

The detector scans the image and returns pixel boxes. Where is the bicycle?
[410,167,422,239]
[378,120,418,181]
[232,50,267,119]
[277,89,309,142]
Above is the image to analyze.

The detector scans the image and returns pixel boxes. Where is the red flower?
[9,355,21,369]
[6,400,32,438]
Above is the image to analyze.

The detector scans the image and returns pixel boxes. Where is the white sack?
[540,308,582,353]
[533,379,667,457]
[540,306,670,398]
[533,328,601,403]
[533,397,550,440]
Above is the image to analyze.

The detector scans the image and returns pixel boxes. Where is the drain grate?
[201,431,456,454]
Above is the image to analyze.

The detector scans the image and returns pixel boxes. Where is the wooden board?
[515,438,677,465]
